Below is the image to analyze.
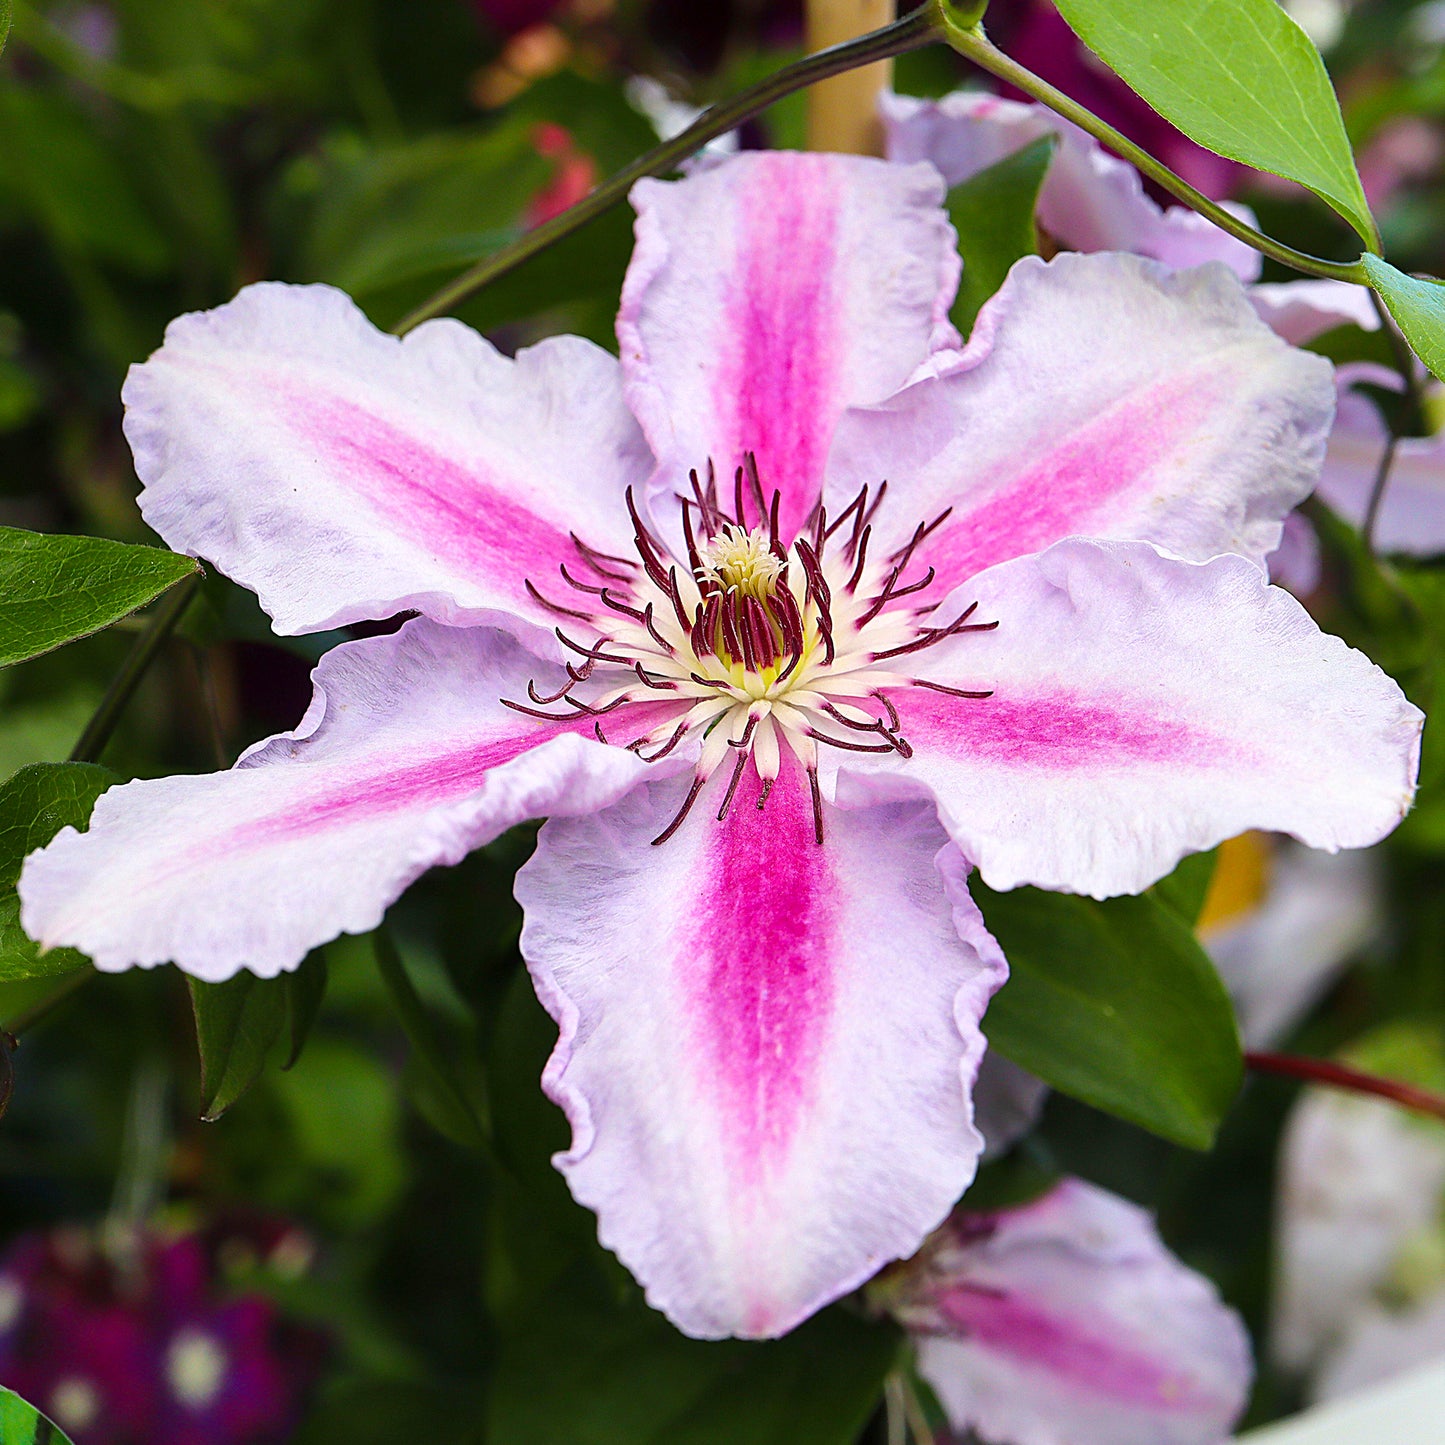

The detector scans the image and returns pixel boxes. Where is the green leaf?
[282,949,328,1070]
[1149,847,1219,926]
[0,526,199,667]
[946,135,1054,335]
[374,931,489,1149]
[977,882,1242,1149]
[488,1279,899,1445]
[0,762,115,982]
[0,87,170,273]
[0,0,10,59]
[1361,255,1445,385]
[0,1386,76,1445]
[290,121,551,299]
[187,971,288,1120]
[1050,0,1375,245]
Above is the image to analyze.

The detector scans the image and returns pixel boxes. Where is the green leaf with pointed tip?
[188,971,288,1120]
[946,134,1055,336]
[0,1386,76,1444]
[1361,255,1445,385]
[1050,0,1375,245]
[0,526,198,667]
[0,763,115,982]
[977,882,1242,1149]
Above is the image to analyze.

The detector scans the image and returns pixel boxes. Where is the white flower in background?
[1274,1022,1445,1401]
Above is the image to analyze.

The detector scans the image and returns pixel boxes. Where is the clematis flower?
[883,92,1445,564]
[0,1219,327,1445]
[881,90,1262,280]
[872,1177,1253,1445]
[1273,1022,1445,1401]
[18,151,1421,1339]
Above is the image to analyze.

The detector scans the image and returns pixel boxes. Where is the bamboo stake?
[805,0,896,154]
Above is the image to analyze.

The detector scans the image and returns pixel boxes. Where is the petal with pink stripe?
[833,539,1421,899]
[619,151,960,544]
[891,1179,1252,1445]
[18,621,658,981]
[516,755,1006,1339]
[827,252,1334,595]
[124,283,653,644]
[882,90,1262,281]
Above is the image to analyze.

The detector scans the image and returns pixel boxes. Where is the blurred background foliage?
[0,0,1444,1441]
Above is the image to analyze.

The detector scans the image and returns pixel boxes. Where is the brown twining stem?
[1246,1050,1445,1122]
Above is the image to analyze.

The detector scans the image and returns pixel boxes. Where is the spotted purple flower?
[18,150,1420,1338]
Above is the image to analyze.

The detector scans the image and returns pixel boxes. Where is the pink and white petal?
[18,622,660,981]
[899,1179,1252,1445]
[1317,365,1445,556]
[828,253,1334,593]
[125,282,653,644]
[1250,279,1381,346]
[1268,510,1323,596]
[515,756,1006,1339]
[881,90,1261,281]
[619,151,961,543]
[834,539,1421,899]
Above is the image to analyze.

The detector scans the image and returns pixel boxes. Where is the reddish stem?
[1246,1051,1445,1122]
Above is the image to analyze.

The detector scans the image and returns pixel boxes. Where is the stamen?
[600,589,647,623]
[554,628,631,665]
[845,524,872,593]
[631,720,689,762]
[558,563,609,597]
[633,662,678,691]
[641,603,673,654]
[912,679,995,699]
[808,768,824,845]
[526,578,595,621]
[807,729,900,754]
[652,774,707,846]
[570,533,635,581]
[716,750,750,820]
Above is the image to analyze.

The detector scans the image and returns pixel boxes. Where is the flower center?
[167,1328,229,1409]
[692,526,798,673]
[511,454,997,845]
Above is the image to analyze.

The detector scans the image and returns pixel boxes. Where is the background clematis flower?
[872,1177,1253,1445]
[1273,1022,1445,1402]
[1197,833,1382,1050]
[0,1218,327,1445]
[883,92,1445,565]
[16,150,1422,1340]
[881,90,1263,280]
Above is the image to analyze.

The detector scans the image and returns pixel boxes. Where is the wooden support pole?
[805,0,896,155]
